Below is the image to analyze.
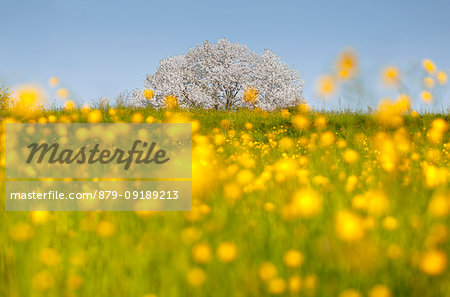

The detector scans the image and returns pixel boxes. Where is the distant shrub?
[132,39,304,110]
[0,85,12,110]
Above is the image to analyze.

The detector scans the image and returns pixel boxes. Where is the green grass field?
[1,106,449,297]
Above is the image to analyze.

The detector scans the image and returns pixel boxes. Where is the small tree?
[132,39,304,110]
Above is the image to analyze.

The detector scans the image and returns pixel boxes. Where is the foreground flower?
[186,267,206,287]
[335,211,364,242]
[164,95,178,109]
[96,220,115,238]
[420,249,447,275]
[243,87,258,104]
[192,243,212,264]
[143,88,155,100]
[283,249,304,268]
[420,90,433,103]
[217,242,237,263]
[382,66,400,86]
[316,75,336,97]
[368,285,391,297]
[422,59,436,74]
[48,76,59,87]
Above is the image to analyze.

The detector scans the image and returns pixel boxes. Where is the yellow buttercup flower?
[56,88,69,99]
[131,112,144,123]
[382,66,400,86]
[217,242,237,263]
[48,76,59,87]
[186,267,206,287]
[30,211,50,225]
[422,59,436,74]
[64,100,76,111]
[243,87,258,104]
[336,49,358,80]
[259,262,278,282]
[88,110,102,123]
[340,289,362,297]
[436,71,447,85]
[316,75,336,97]
[164,95,178,109]
[421,90,433,103]
[368,285,391,297]
[96,220,115,238]
[283,249,303,268]
[143,88,155,100]
[343,149,359,164]
[40,248,61,266]
[335,211,364,242]
[420,249,447,275]
[267,277,287,295]
[192,243,212,264]
[424,77,435,89]
[292,115,310,131]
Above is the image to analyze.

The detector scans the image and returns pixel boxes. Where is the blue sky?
[1,0,449,109]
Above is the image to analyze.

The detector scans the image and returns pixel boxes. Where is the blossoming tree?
[132,39,304,110]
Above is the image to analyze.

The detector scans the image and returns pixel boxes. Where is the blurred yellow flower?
[319,131,335,147]
[343,149,359,164]
[340,289,362,297]
[13,85,46,111]
[368,285,391,297]
[298,103,310,113]
[243,87,258,104]
[48,76,59,87]
[382,66,400,86]
[282,249,303,268]
[420,90,433,103]
[423,76,435,89]
[40,248,61,266]
[64,100,76,111]
[88,110,102,123]
[259,262,278,282]
[316,75,336,97]
[97,220,115,238]
[290,189,323,218]
[164,95,178,109]
[32,270,54,291]
[292,115,310,131]
[335,211,364,242]
[143,88,155,100]
[56,88,69,99]
[267,277,287,295]
[314,116,328,130]
[288,275,302,293]
[30,211,50,224]
[419,249,447,275]
[382,216,398,230]
[9,222,34,241]
[386,244,403,260]
[436,71,447,85]
[244,122,253,130]
[217,241,237,262]
[186,267,206,287]
[67,274,84,290]
[422,59,436,74]
[278,137,294,151]
[336,49,358,80]
[427,192,449,218]
[131,112,144,123]
[192,243,212,264]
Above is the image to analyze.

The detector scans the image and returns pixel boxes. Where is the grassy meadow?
[0,104,449,297]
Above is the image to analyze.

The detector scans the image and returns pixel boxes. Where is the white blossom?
[132,39,304,110]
